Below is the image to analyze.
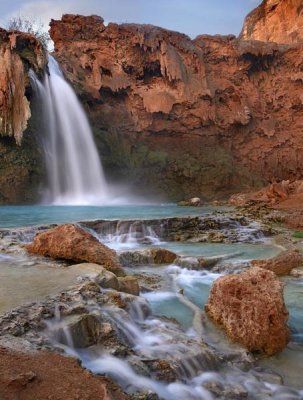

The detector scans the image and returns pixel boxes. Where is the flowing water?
[1,205,302,399]
[30,56,109,205]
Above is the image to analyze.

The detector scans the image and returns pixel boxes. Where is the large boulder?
[251,250,303,276]
[205,267,290,355]
[26,224,125,276]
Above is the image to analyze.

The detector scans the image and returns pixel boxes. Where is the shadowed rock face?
[240,0,303,44]
[0,29,45,144]
[205,267,290,356]
[0,28,46,204]
[49,14,303,200]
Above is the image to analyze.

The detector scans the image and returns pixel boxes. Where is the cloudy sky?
[0,0,261,38]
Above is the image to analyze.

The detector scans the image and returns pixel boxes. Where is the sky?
[0,0,261,38]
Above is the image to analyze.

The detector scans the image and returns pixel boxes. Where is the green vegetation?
[292,231,303,239]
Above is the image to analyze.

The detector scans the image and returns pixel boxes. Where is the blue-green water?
[0,205,218,228]
[162,242,281,261]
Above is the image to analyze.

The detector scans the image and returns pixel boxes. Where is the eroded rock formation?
[0,29,45,144]
[229,179,303,209]
[205,267,290,355]
[49,13,303,200]
[240,0,303,44]
[0,28,46,204]
[251,249,303,276]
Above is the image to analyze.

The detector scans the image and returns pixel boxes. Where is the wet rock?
[175,256,219,270]
[53,314,102,348]
[205,267,290,356]
[120,248,177,267]
[251,250,303,276]
[178,197,202,207]
[118,277,140,296]
[83,215,263,245]
[26,224,126,276]
[119,251,151,267]
[94,267,120,290]
[148,248,177,264]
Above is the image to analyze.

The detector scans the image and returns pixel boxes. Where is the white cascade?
[30,55,110,205]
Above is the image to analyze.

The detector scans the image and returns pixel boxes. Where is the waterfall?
[30,55,110,205]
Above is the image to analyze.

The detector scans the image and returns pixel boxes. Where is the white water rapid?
[30,55,110,205]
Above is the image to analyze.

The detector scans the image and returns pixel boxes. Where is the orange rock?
[240,0,303,44]
[251,250,303,276]
[26,224,125,276]
[148,248,177,264]
[0,347,129,400]
[205,267,290,355]
[0,28,46,144]
[229,180,303,210]
[48,13,303,201]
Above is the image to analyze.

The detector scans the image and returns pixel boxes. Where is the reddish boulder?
[229,180,303,210]
[251,250,303,276]
[26,224,125,276]
[205,267,290,355]
[148,248,177,264]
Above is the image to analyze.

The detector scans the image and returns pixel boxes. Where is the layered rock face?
[0,28,46,204]
[240,0,303,44]
[49,14,303,200]
[205,267,290,355]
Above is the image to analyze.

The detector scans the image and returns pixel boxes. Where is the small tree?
[7,16,50,50]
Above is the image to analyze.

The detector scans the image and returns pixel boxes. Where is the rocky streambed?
[0,208,303,400]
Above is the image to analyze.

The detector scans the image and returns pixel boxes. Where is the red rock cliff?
[0,28,46,145]
[240,0,303,44]
[0,28,46,204]
[49,14,303,200]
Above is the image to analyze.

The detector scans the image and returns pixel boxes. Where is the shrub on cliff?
[7,16,50,50]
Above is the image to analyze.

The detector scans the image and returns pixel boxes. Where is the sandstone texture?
[0,347,129,400]
[251,250,303,276]
[230,180,303,210]
[117,276,140,296]
[205,267,290,355]
[0,28,46,204]
[48,12,303,201]
[240,0,303,44]
[26,224,125,275]
[0,28,45,144]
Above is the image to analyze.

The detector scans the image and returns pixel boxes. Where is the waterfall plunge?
[30,56,110,205]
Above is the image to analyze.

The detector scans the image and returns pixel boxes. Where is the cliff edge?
[49,14,303,200]
[240,0,303,44]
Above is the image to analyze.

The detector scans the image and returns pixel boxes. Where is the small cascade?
[94,220,163,250]
[30,55,110,205]
[43,293,303,400]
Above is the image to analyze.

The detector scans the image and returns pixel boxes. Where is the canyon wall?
[240,0,303,44]
[0,29,46,203]
[49,11,303,200]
